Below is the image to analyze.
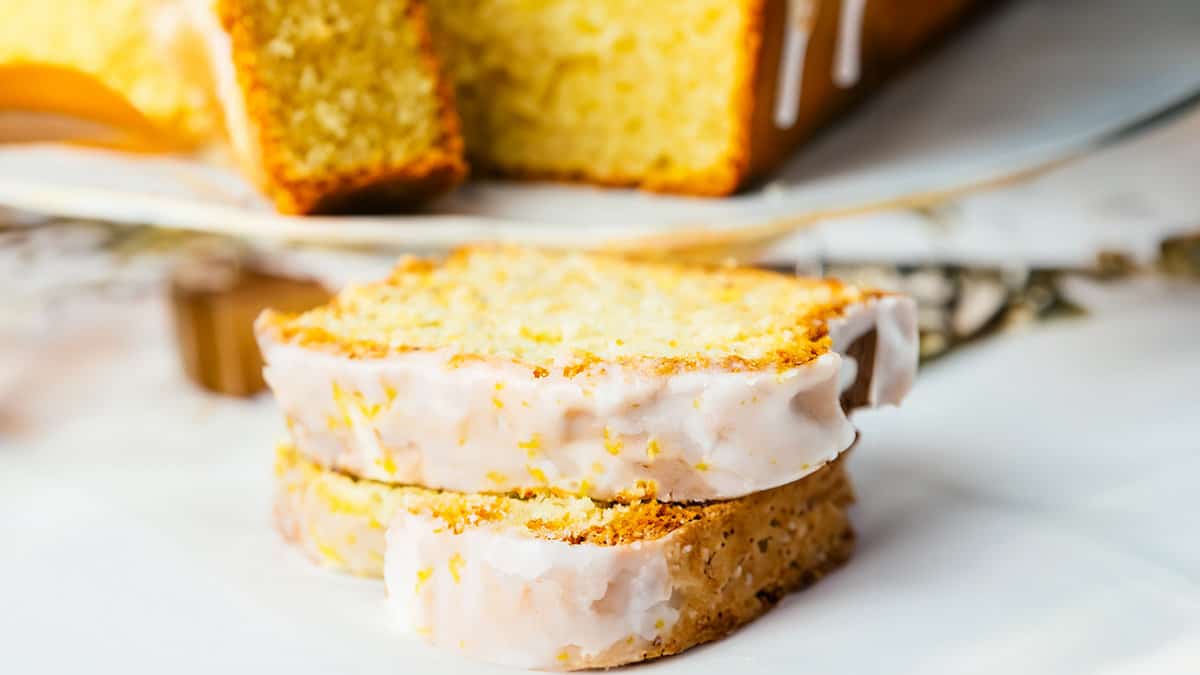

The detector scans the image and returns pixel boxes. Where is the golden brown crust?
[274,440,852,568]
[217,0,467,215]
[257,246,891,377]
[577,475,855,669]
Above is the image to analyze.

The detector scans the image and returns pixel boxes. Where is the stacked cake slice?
[258,246,918,670]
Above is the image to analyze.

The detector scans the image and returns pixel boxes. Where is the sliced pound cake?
[257,247,917,502]
[187,0,466,214]
[424,0,980,195]
[274,443,856,670]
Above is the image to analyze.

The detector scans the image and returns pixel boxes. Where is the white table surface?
[2,277,1198,674]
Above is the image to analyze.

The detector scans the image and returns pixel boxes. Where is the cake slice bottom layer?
[274,444,855,670]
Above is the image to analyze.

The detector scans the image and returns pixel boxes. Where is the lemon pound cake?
[425,0,980,195]
[188,0,466,214]
[257,247,918,502]
[274,443,856,670]
[0,0,219,146]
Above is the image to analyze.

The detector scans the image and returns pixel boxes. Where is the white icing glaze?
[260,296,916,501]
[828,295,919,407]
[384,512,677,670]
[773,0,817,129]
[834,0,869,88]
[261,341,854,501]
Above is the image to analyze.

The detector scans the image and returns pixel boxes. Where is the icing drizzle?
[773,0,869,129]
[773,0,817,129]
[834,0,868,88]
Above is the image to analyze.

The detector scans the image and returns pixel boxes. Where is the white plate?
[0,0,1198,253]
[2,279,1198,674]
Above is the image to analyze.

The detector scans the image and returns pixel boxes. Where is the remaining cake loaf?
[274,443,856,670]
[187,0,466,214]
[257,247,918,502]
[0,0,220,146]
[425,0,980,195]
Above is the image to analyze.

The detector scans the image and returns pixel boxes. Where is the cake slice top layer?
[258,246,916,502]
[259,246,883,374]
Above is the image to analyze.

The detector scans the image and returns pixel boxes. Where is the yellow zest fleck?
[801,463,811,470]
[521,400,530,407]
[626,636,635,645]
[714,286,741,303]
[520,325,563,344]
[492,396,504,409]
[382,382,397,404]
[591,461,606,474]
[317,541,344,564]
[692,397,701,409]
[325,415,341,431]
[518,434,542,457]
[375,454,397,475]
[526,465,548,485]
[458,640,466,649]
[646,438,661,460]
[603,427,623,456]
[447,553,465,584]
[695,462,710,472]
[415,626,432,637]
[494,382,504,391]
[655,619,665,630]
[556,652,570,663]
[368,550,384,563]
[577,479,592,495]
[330,382,354,427]
[486,470,508,485]
[368,516,385,530]
[345,533,357,546]
[415,567,433,593]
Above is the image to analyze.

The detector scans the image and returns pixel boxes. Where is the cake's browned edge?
[255,246,894,378]
[744,0,985,188]
[217,0,467,215]
[573,454,857,670]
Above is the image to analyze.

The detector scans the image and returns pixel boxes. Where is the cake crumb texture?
[425,0,757,194]
[218,0,465,213]
[259,246,885,373]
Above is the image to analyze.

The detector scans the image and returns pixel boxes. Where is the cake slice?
[274,443,856,670]
[257,247,918,502]
[0,0,220,146]
[187,0,466,214]
[423,0,980,195]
